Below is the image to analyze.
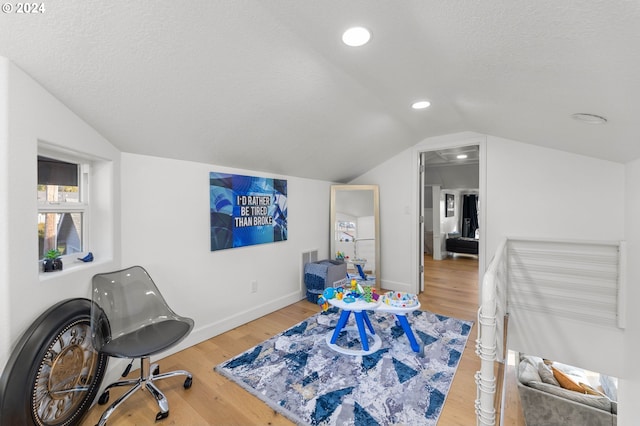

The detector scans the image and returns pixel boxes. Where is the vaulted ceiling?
[1,1,638,182]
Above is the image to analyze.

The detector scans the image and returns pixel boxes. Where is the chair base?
[95,357,192,426]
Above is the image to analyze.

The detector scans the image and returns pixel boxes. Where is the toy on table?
[377,291,422,354]
[362,286,374,302]
[317,296,330,311]
[381,291,419,308]
[317,280,378,311]
[316,287,337,311]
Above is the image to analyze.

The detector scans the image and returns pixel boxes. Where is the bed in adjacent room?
[446,235,479,255]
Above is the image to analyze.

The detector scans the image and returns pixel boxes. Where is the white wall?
[0,58,10,371]
[486,135,626,377]
[120,153,331,352]
[351,147,415,292]
[619,158,640,424]
[0,58,121,371]
[485,135,624,256]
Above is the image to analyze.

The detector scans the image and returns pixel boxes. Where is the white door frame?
[411,134,487,298]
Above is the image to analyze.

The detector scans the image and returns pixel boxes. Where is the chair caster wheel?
[98,390,110,405]
[184,376,193,389]
[153,366,160,375]
[155,410,169,421]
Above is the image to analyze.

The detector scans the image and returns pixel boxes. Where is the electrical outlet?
[251,280,258,293]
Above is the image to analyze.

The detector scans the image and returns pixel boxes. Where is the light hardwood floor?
[82,255,525,425]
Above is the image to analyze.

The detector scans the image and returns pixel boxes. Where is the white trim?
[411,134,488,295]
[36,144,105,274]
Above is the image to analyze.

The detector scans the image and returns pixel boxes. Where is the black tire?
[0,298,109,426]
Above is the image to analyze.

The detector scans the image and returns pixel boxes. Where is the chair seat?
[101,319,192,358]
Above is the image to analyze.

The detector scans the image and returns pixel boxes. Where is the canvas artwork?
[209,172,287,251]
[445,193,455,217]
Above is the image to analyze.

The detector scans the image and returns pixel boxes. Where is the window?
[335,220,356,242]
[37,155,88,260]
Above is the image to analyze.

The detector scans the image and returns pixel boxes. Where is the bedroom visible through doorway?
[419,144,481,295]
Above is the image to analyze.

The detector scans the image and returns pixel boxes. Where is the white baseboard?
[181,290,306,353]
[96,290,307,398]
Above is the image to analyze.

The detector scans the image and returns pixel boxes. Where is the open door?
[431,185,443,260]
[419,144,482,294]
[418,153,425,292]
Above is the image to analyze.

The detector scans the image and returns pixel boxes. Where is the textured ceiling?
[1,1,639,182]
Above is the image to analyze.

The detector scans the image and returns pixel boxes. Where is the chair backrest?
[91,265,193,354]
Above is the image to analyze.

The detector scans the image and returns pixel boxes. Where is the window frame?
[335,220,356,242]
[37,149,91,264]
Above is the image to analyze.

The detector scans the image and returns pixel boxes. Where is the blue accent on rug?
[425,388,446,420]
[283,321,308,336]
[362,348,389,372]
[461,322,472,336]
[313,387,354,425]
[223,345,262,369]
[390,324,405,339]
[392,358,418,384]
[431,371,445,381]
[284,350,309,371]
[321,306,340,316]
[215,309,473,425]
[416,330,438,346]
[354,401,380,426]
[447,349,462,367]
[303,371,319,386]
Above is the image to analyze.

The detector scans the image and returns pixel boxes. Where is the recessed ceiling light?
[411,100,431,110]
[342,27,371,47]
[571,113,607,124]
[457,154,468,159]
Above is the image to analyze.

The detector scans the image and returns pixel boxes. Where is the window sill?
[38,258,110,281]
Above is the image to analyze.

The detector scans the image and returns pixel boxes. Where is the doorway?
[418,144,482,295]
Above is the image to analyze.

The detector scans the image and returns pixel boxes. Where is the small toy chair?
[90,266,194,425]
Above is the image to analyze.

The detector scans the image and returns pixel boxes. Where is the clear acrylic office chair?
[91,266,194,425]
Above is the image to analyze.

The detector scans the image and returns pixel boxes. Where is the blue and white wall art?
[209,172,287,251]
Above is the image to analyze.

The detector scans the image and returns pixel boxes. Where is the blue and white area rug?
[214,307,473,425]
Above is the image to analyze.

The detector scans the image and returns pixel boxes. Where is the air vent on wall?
[301,249,319,287]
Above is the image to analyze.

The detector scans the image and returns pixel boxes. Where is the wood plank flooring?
[81,255,525,425]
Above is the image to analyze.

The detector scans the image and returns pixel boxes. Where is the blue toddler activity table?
[326,297,422,356]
